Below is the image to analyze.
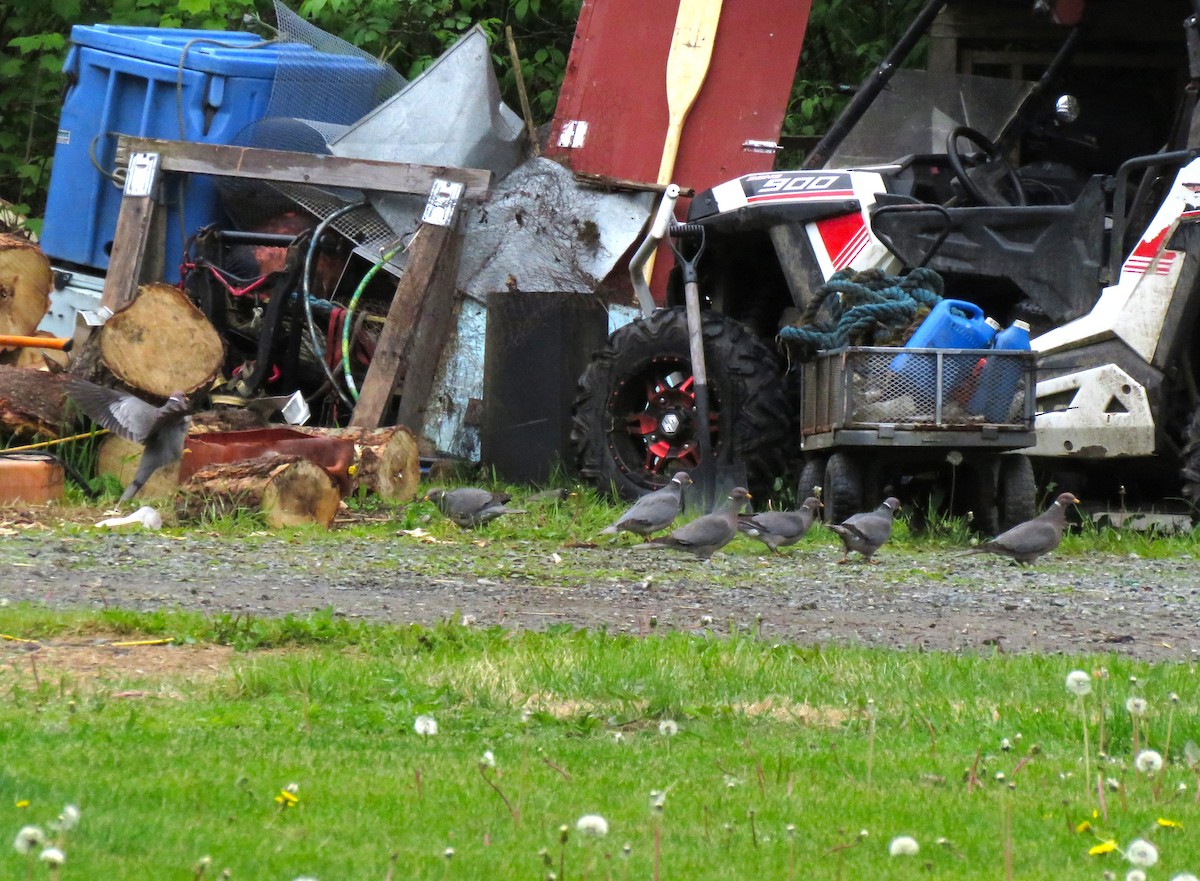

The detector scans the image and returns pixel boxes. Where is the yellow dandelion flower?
[274,790,299,807]
[14,800,29,809]
[1088,840,1117,856]
[1075,821,1092,833]
[1157,817,1183,829]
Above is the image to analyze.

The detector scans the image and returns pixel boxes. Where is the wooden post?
[350,180,466,429]
[101,152,163,312]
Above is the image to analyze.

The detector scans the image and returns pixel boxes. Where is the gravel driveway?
[3,518,1198,662]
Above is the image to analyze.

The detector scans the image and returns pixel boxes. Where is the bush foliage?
[0,0,925,227]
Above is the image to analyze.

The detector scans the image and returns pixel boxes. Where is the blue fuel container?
[969,319,1031,422]
[40,25,391,282]
[890,299,998,387]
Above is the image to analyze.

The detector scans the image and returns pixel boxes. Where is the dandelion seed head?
[1135,749,1164,774]
[658,719,679,737]
[52,804,80,832]
[38,847,65,867]
[414,714,438,736]
[1125,839,1158,868]
[1126,696,1149,717]
[1000,737,1012,752]
[443,848,455,860]
[1066,670,1092,696]
[480,749,496,769]
[1106,777,1121,791]
[13,826,46,855]
[888,835,920,856]
[1170,874,1200,881]
[576,814,609,837]
[284,782,300,795]
[1127,871,1147,881]
[786,823,797,836]
[1170,692,1181,704]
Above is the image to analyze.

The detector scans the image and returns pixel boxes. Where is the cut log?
[0,365,70,436]
[0,234,52,352]
[100,282,223,396]
[96,434,181,499]
[294,425,421,501]
[179,454,340,529]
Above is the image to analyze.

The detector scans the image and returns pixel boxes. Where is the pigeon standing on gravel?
[426,487,526,528]
[965,491,1080,564]
[633,486,752,560]
[66,378,191,502]
[738,496,822,554]
[828,497,901,564]
[600,471,693,540]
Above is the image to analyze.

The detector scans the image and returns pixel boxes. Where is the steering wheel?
[946,125,1027,207]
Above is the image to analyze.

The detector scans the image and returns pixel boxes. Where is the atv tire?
[997,454,1037,531]
[571,308,790,501]
[822,451,864,525]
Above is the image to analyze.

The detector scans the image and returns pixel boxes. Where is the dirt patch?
[1,635,236,693]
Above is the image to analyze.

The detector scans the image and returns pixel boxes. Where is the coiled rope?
[778,266,945,360]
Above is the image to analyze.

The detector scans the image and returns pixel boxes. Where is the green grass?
[1,607,1198,880]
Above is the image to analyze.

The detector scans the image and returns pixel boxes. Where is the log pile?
[177,454,341,528]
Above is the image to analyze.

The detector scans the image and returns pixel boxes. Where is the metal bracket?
[422,179,465,227]
[124,152,160,197]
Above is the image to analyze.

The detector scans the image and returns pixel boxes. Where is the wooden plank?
[393,227,466,434]
[350,219,464,428]
[116,137,492,199]
[101,156,162,312]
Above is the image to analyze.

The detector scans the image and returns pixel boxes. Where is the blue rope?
[779,267,945,359]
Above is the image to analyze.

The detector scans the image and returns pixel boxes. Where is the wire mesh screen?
[800,347,1035,434]
[217,4,407,251]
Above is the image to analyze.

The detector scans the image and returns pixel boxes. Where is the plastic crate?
[40,25,390,281]
[799,346,1036,437]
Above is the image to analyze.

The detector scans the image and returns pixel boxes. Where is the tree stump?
[295,425,421,501]
[96,434,182,499]
[100,282,223,396]
[0,234,51,352]
[179,454,340,528]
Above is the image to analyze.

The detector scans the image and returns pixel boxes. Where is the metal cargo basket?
[799,346,1036,446]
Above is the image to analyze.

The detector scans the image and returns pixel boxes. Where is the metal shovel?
[669,223,746,512]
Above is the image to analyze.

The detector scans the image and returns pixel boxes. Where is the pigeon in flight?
[738,496,822,553]
[828,497,901,563]
[965,491,1079,564]
[66,379,190,502]
[426,487,525,528]
[600,472,692,540]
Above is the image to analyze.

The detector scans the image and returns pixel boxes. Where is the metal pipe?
[803,0,951,169]
[629,184,681,315]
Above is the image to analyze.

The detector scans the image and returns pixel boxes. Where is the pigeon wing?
[66,379,160,443]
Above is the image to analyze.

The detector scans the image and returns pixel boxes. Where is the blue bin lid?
[70,24,383,78]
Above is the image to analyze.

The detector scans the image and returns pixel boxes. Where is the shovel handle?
[0,334,73,351]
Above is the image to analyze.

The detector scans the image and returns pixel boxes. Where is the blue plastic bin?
[41,25,390,282]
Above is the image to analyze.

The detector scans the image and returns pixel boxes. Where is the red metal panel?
[547,0,812,301]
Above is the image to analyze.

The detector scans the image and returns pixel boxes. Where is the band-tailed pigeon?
[66,379,191,502]
[600,471,693,540]
[426,487,525,528]
[828,497,901,563]
[966,491,1079,564]
[738,496,822,553]
[633,486,752,560]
